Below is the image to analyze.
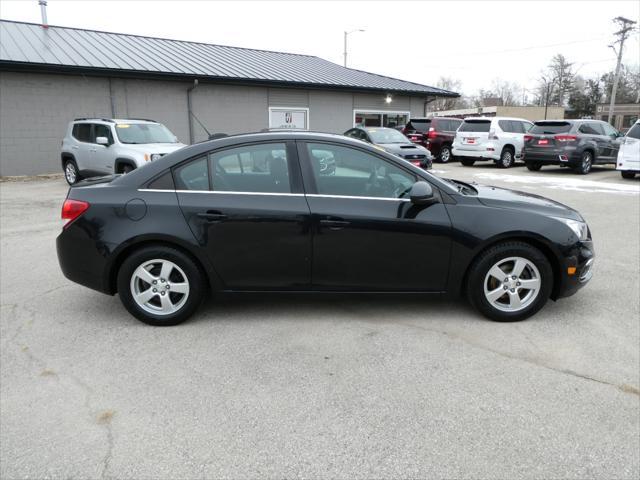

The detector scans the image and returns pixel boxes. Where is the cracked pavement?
[1,163,639,479]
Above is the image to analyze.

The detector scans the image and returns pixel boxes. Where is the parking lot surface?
[1,163,639,479]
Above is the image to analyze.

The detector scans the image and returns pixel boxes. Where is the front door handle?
[319,218,350,230]
[197,211,228,222]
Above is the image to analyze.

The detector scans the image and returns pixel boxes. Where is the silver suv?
[61,118,186,185]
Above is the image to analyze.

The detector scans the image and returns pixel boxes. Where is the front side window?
[93,124,113,144]
[602,123,618,137]
[210,143,291,193]
[115,123,178,144]
[306,143,416,199]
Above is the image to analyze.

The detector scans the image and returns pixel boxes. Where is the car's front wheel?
[63,159,82,185]
[117,246,206,326]
[466,242,553,322]
[439,146,452,163]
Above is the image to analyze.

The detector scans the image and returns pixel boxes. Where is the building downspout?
[187,79,199,144]
[108,78,116,117]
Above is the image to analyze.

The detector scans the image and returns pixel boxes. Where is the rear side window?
[174,157,209,191]
[531,122,572,134]
[578,123,601,135]
[72,123,92,142]
[406,119,431,133]
[498,120,513,132]
[459,120,491,132]
[588,123,605,135]
[626,123,640,139]
[147,171,175,190]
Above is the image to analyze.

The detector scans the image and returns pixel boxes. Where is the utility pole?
[343,29,365,67]
[607,16,637,124]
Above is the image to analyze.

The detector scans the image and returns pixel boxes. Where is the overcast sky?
[1,0,639,99]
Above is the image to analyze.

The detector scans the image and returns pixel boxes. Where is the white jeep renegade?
[61,118,186,185]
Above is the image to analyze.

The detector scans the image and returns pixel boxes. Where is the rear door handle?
[197,211,228,222]
[319,218,350,230]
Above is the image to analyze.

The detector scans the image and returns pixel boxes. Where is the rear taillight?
[427,127,437,139]
[554,135,578,142]
[61,198,90,228]
[524,135,533,142]
[488,130,499,140]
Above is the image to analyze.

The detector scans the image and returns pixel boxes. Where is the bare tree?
[548,54,575,106]
[433,77,464,111]
[491,79,522,106]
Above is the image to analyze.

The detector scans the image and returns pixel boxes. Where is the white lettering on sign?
[269,108,308,130]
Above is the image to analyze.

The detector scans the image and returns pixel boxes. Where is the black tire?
[63,159,82,185]
[466,241,553,322]
[526,162,542,171]
[117,246,206,326]
[574,151,593,175]
[460,158,475,167]
[621,171,636,179]
[439,145,452,163]
[497,148,515,168]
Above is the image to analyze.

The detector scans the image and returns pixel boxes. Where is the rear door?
[71,123,94,171]
[299,141,452,291]
[601,122,622,160]
[579,123,609,161]
[174,141,312,290]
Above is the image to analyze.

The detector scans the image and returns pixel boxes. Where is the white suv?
[452,116,534,168]
[61,118,186,185]
[616,119,639,179]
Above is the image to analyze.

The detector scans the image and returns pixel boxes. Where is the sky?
[1,0,639,100]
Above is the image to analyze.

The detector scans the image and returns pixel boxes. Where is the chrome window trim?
[306,194,411,202]
[137,189,410,202]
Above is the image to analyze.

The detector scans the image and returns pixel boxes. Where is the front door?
[299,141,452,291]
[175,141,311,290]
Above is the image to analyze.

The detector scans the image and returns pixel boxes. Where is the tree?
[568,76,603,118]
[535,54,575,107]
[601,64,639,104]
[432,77,465,111]
[491,79,521,106]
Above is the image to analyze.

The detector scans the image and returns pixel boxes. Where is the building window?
[353,110,410,129]
[268,107,309,130]
[622,115,639,129]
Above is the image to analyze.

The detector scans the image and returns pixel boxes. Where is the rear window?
[626,122,640,139]
[530,122,572,134]
[405,119,431,133]
[459,120,491,132]
[72,123,92,142]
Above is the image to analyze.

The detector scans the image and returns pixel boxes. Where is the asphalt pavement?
[1,162,639,479]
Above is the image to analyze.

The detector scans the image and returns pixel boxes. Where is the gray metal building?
[0,20,457,176]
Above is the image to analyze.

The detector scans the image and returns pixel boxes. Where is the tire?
[466,241,553,322]
[526,162,542,171]
[460,158,475,167]
[498,148,515,168]
[63,159,82,185]
[621,171,636,179]
[439,145,452,163]
[574,151,593,175]
[117,246,206,326]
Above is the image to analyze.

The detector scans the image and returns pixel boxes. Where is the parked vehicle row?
[402,117,462,163]
[57,131,594,326]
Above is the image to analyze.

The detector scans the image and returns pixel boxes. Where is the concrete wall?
[496,106,565,122]
[0,71,430,176]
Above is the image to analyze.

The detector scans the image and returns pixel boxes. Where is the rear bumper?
[523,148,580,166]
[616,160,640,172]
[452,146,500,161]
[555,240,595,299]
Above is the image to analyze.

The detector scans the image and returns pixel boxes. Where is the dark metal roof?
[0,20,458,97]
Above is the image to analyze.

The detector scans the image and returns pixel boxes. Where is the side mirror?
[409,181,434,205]
[96,136,109,146]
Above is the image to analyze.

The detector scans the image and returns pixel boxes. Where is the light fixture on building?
[385,94,393,104]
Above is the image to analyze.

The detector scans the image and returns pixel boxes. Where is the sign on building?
[268,107,309,130]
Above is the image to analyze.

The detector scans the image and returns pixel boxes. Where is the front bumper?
[555,240,595,299]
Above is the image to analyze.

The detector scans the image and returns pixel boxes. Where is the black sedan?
[57,132,594,326]
[344,127,433,169]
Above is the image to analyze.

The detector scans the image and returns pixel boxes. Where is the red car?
[403,117,462,163]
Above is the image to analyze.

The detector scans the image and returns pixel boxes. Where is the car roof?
[72,118,159,124]
[362,127,396,131]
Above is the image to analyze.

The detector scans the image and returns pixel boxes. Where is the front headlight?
[553,217,589,241]
[150,153,162,161]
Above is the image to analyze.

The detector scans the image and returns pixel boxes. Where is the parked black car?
[57,132,594,326]
[523,119,623,174]
[344,127,433,169]
[403,117,463,163]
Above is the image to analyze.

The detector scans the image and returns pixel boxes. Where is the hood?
[474,184,583,221]
[377,142,431,157]
[122,143,187,154]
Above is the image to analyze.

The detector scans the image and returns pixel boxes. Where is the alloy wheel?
[130,259,190,315]
[483,256,541,312]
[65,163,77,184]
[440,147,451,163]
[502,151,513,167]
[581,153,592,174]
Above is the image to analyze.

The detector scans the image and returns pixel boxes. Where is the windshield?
[459,120,491,132]
[405,120,431,133]
[530,122,572,134]
[115,123,178,144]
[367,128,409,144]
[626,122,640,139]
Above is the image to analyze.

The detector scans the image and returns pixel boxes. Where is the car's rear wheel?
[621,171,636,179]
[460,158,475,167]
[526,162,542,171]
[117,246,205,326]
[466,242,553,322]
[63,159,81,185]
[575,151,593,174]
[439,146,452,163]
[498,148,515,168]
